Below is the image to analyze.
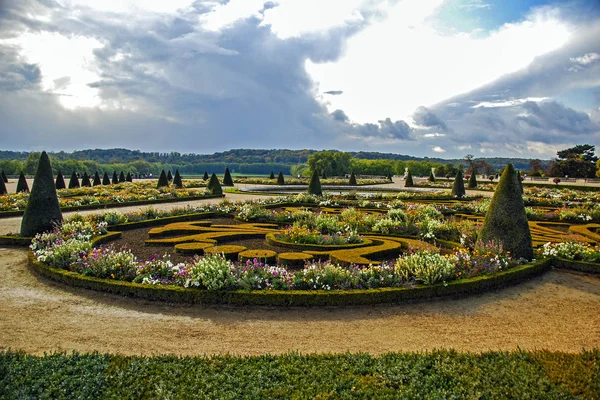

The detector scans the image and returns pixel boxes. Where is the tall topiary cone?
[112,171,118,184]
[0,177,6,195]
[428,170,435,182]
[468,170,478,189]
[223,167,234,186]
[16,171,29,193]
[173,169,183,188]
[277,171,285,185]
[55,170,66,189]
[68,171,80,189]
[102,172,110,185]
[269,171,275,179]
[203,171,209,181]
[308,170,322,196]
[93,171,101,186]
[207,173,223,195]
[349,172,357,185]
[20,151,62,237]
[322,171,327,179]
[452,170,466,197]
[119,171,125,183]
[81,172,91,187]
[480,163,533,260]
[1,170,8,183]
[157,170,169,188]
[516,170,523,194]
[126,172,132,182]
[404,170,414,187]
[167,170,173,181]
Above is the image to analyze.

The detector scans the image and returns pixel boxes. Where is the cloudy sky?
[0,0,599,159]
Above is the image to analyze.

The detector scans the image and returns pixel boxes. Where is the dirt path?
[1,248,599,356]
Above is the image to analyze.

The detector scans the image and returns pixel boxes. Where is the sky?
[0,0,599,159]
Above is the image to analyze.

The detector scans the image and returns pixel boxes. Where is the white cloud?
[56,0,195,14]
[570,52,600,65]
[200,0,268,31]
[472,97,548,108]
[432,146,446,153]
[423,133,446,137]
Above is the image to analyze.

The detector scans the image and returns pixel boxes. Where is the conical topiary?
[16,171,29,193]
[173,169,183,188]
[308,170,322,196]
[167,170,173,181]
[157,170,169,188]
[322,171,327,179]
[119,171,125,183]
[68,171,80,189]
[480,163,533,260]
[55,170,66,190]
[516,170,523,194]
[223,167,234,186]
[126,172,132,182]
[468,170,477,189]
[404,170,414,187]
[102,172,110,185]
[0,177,6,195]
[207,173,223,195]
[277,171,285,185]
[451,170,466,197]
[1,170,8,183]
[428,170,435,182]
[20,151,62,237]
[81,172,91,187]
[93,171,101,186]
[203,171,209,181]
[349,172,357,185]
[269,171,275,179]
[387,173,393,181]
[112,171,118,185]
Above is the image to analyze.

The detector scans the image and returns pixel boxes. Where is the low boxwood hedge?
[265,232,374,251]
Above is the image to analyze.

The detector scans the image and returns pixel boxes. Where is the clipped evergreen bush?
[55,170,66,189]
[157,170,169,188]
[0,177,6,195]
[68,171,80,189]
[93,171,101,186]
[451,170,466,197]
[16,171,29,193]
[1,170,7,183]
[167,170,173,181]
[480,163,533,260]
[308,170,322,196]
[269,171,275,179]
[20,151,62,237]
[102,172,110,185]
[81,172,91,187]
[223,167,234,186]
[387,173,393,181]
[119,171,125,183]
[173,169,183,188]
[126,172,132,182]
[322,171,327,179]
[203,171,209,181]
[112,171,118,184]
[404,170,414,187]
[277,171,285,185]
[468,170,478,189]
[516,170,523,194]
[349,172,357,185]
[428,170,435,182]
[207,173,223,195]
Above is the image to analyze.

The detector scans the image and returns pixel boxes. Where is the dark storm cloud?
[517,100,598,135]
[330,109,349,122]
[412,106,448,131]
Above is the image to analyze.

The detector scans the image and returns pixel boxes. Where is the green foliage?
[203,171,209,180]
[468,171,477,189]
[16,171,29,193]
[277,171,285,185]
[349,171,357,185]
[20,151,62,237]
[81,172,91,187]
[428,170,435,182]
[480,163,533,260]
[269,171,275,179]
[172,169,183,188]
[167,170,173,181]
[156,170,169,188]
[93,171,101,186]
[102,172,110,185]
[68,171,80,189]
[1,170,7,183]
[119,171,125,183]
[223,167,234,186]
[404,170,414,187]
[307,169,322,196]
[0,176,6,195]
[308,150,351,177]
[112,171,118,184]
[55,170,66,189]
[207,173,222,195]
[452,170,466,197]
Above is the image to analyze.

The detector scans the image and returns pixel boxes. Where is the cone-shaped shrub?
[68,171,80,189]
[81,172,91,187]
[322,171,327,179]
[468,170,477,189]
[203,171,209,181]
[428,170,435,182]
[20,151,62,237]
[349,172,357,185]
[102,172,110,185]
[404,170,414,187]
[223,167,234,186]
[126,172,132,182]
[173,169,183,188]
[308,170,322,196]
[112,171,118,185]
[167,170,173,181]
[16,171,29,193]
[157,170,169,188]
[119,171,125,183]
[55,170,66,190]
[93,171,101,186]
[451,170,466,197]
[516,170,523,194]
[1,170,8,183]
[0,177,6,195]
[480,163,533,260]
[387,173,393,181]
[269,171,275,179]
[277,171,285,185]
[207,173,222,195]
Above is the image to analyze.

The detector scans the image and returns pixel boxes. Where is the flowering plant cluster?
[537,242,600,263]
[454,240,522,278]
[276,226,363,245]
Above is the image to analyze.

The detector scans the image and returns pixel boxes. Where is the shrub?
[468,170,477,189]
[0,177,6,195]
[1,170,7,183]
[452,170,466,197]
[238,249,277,264]
[134,254,189,285]
[428,170,435,182]
[55,170,66,189]
[322,171,327,179]
[349,172,357,185]
[203,171,209,180]
[20,152,63,237]
[223,167,234,186]
[405,170,414,187]
[537,242,600,263]
[112,171,118,184]
[68,171,80,189]
[119,171,125,183]
[93,171,101,186]
[156,170,169,189]
[207,173,223,195]
[16,171,29,193]
[480,163,533,260]
[278,252,313,267]
[186,253,232,290]
[307,170,322,196]
[269,171,275,179]
[277,171,285,185]
[394,251,456,285]
[72,245,137,281]
[102,172,110,185]
[126,172,132,182]
[167,170,173,181]
[173,169,183,188]
[81,172,91,187]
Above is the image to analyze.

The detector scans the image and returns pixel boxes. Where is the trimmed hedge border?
[552,258,600,274]
[0,235,32,246]
[265,232,374,251]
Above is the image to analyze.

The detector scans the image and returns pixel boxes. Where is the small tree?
[81,172,91,187]
[207,173,223,195]
[277,171,285,185]
[451,170,466,197]
[68,171,80,189]
[468,170,478,189]
[349,172,357,185]
[16,171,29,193]
[269,171,275,179]
[308,170,322,196]
[55,170,66,190]
[102,172,111,185]
[112,171,119,185]
[428,170,435,182]
[157,170,169,188]
[167,170,173,181]
[126,172,132,182]
[1,170,7,183]
[20,151,62,237]
[0,177,6,195]
[203,171,209,181]
[404,170,414,187]
[223,167,234,186]
[119,171,125,183]
[480,163,533,260]
[93,171,101,186]
[173,169,183,188]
